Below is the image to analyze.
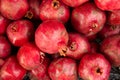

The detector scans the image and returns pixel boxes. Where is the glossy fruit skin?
[94,0,120,11]
[62,0,88,7]
[66,32,90,60]
[29,57,50,80]
[39,0,70,23]
[48,58,77,80]
[0,14,10,35]
[101,35,120,67]
[26,0,42,20]
[108,10,120,25]
[6,20,34,47]
[35,20,68,54]
[78,53,111,80]
[0,56,27,80]
[17,43,43,70]
[71,2,106,36]
[99,24,120,39]
[0,0,29,20]
[0,36,11,58]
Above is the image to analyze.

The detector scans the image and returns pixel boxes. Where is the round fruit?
[35,20,69,54]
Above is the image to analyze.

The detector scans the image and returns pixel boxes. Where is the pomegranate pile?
[0,0,120,80]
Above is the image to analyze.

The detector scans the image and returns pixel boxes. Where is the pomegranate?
[71,2,106,36]
[39,0,70,23]
[78,53,111,80]
[29,57,50,80]
[0,58,4,68]
[48,58,77,80]
[0,56,27,80]
[61,0,89,7]
[0,14,10,35]
[65,32,90,60]
[0,0,29,20]
[101,35,120,67]
[35,20,69,55]
[6,20,34,47]
[17,43,44,70]
[25,0,42,20]
[99,24,120,39]
[94,0,120,11]
[108,10,120,25]
[0,36,11,58]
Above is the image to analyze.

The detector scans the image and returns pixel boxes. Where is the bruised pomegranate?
[94,0,120,11]
[0,36,11,58]
[108,10,120,25]
[0,56,27,80]
[7,20,34,47]
[78,53,111,80]
[65,32,90,60]
[35,20,69,54]
[29,57,50,80]
[61,0,88,7]
[26,0,42,20]
[0,14,10,35]
[17,43,44,70]
[0,0,29,20]
[48,58,77,80]
[71,2,106,36]
[101,35,120,67]
[99,24,120,39]
[39,0,70,23]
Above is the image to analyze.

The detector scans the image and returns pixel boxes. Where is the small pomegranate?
[94,0,120,11]
[99,24,120,39]
[61,0,89,7]
[0,14,10,35]
[78,53,111,80]
[0,36,11,58]
[39,0,70,23]
[17,43,44,70]
[71,2,106,36]
[65,32,90,60]
[108,10,120,25]
[25,0,42,20]
[29,57,50,80]
[0,56,27,80]
[101,35,120,67]
[35,20,69,54]
[6,20,34,47]
[48,58,78,80]
[0,0,29,20]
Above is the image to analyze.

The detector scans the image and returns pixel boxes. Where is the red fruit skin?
[101,35,120,67]
[0,14,10,35]
[0,0,29,20]
[0,58,5,68]
[48,58,77,80]
[78,53,111,80]
[29,57,50,80]
[0,56,27,80]
[94,0,120,11]
[0,36,11,58]
[26,0,41,20]
[35,20,68,54]
[17,43,42,70]
[99,24,120,39]
[71,2,106,36]
[62,0,89,7]
[7,20,34,47]
[39,0,70,23]
[66,32,90,60]
[108,10,120,25]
